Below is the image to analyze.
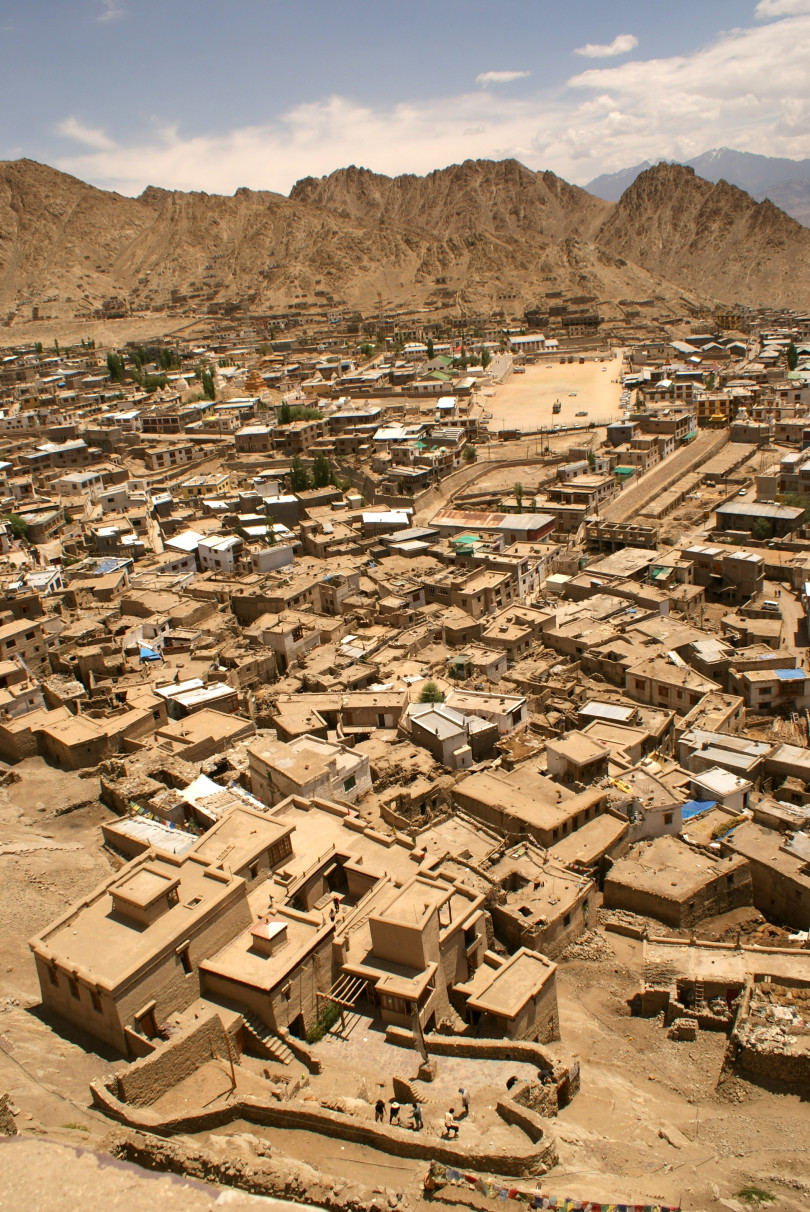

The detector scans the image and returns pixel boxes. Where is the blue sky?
[1,0,809,195]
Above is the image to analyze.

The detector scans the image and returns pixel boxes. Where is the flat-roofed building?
[29,853,251,1054]
[248,734,371,806]
[452,770,608,848]
[604,835,752,928]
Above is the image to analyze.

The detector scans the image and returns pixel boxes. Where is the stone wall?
[113,1010,236,1108]
[91,1078,556,1178]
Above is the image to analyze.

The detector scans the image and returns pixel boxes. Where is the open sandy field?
[482,353,625,433]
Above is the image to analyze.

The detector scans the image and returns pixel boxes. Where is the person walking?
[411,1103,423,1131]
[443,1108,459,1138]
[375,1098,385,1123]
[389,1100,401,1126]
[458,1087,470,1117]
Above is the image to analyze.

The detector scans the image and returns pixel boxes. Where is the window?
[90,989,102,1013]
[48,966,59,987]
[249,862,259,880]
[563,914,571,928]
[68,976,80,1000]
[343,775,357,793]
[179,947,192,975]
[664,812,673,825]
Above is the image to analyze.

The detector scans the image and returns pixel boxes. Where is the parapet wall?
[90,1076,557,1177]
[111,1010,238,1108]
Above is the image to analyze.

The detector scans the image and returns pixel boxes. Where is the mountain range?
[1,156,810,328]
[587,148,810,228]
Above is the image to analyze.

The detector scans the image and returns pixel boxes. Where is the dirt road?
[601,430,729,524]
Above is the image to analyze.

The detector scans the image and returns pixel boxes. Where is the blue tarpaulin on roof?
[682,799,716,820]
[139,646,162,661]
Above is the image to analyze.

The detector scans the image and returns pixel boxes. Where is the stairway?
[243,1013,295,1065]
[694,980,705,1009]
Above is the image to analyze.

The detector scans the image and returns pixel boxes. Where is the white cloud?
[476,70,530,86]
[574,34,638,59]
[756,0,810,16]
[57,116,116,151]
[53,9,810,195]
[98,0,125,22]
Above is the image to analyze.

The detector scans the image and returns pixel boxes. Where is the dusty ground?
[483,355,625,433]
[1,757,809,1210]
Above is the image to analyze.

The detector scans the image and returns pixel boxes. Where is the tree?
[426,338,435,360]
[289,454,310,493]
[4,513,29,543]
[312,452,335,488]
[787,341,799,371]
[481,347,491,370]
[278,400,292,425]
[514,482,524,513]
[201,369,216,400]
[34,341,43,356]
[106,351,125,383]
[463,444,477,463]
[753,517,772,541]
[587,450,596,471]
[419,681,444,704]
[706,371,716,391]
[266,518,277,546]
[360,342,374,358]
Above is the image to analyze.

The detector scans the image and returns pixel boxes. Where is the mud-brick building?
[29,854,252,1054]
[603,835,752,928]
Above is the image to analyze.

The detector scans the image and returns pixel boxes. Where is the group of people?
[373,1087,470,1137]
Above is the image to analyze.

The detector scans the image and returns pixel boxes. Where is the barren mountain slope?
[0,158,706,321]
[290,159,611,242]
[596,163,810,308]
[0,156,806,323]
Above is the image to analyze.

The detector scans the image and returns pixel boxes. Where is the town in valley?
[0,284,809,1212]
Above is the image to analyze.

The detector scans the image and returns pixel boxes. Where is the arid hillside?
[0,156,808,326]
[595,163,810,309]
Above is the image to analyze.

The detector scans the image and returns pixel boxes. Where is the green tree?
[752,517,772,541]
[360,342,374,358]
[787,341,798,371]
[265,519,277,546]
[514,482,524,513]
[289,454,310,493]
[312,452,335,488]
[426,338,435,360]
[463,444,477,463]
[587,450,596,471]
[106,351,125,383]
[481,346,491,370]
[278,400,292,425]
[777,492,810,525]
[706,371,716,391]
[418,681,444,704]
[201,369,216,400]
[34,341,43,356]
[143,373,168,394]
[4,513,29,542]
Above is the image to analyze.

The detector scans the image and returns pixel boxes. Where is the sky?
[1,0,809,197]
